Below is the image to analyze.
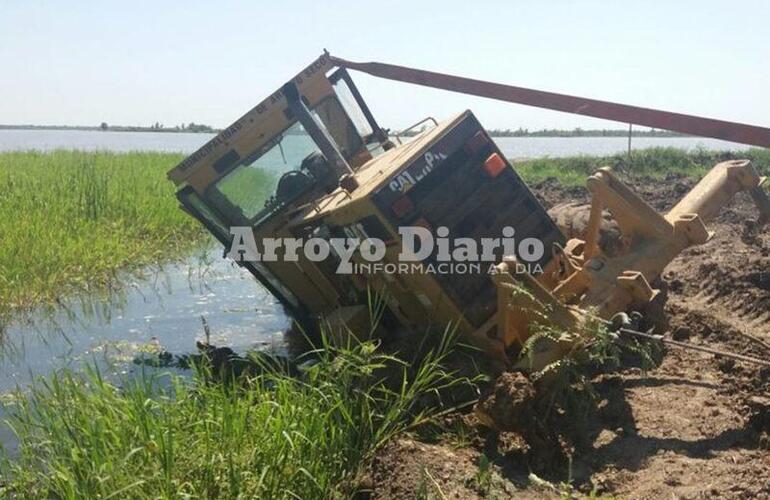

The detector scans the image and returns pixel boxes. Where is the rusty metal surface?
[330,56,770,148]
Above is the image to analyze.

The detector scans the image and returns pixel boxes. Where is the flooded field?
[0,248,289,399]
[0,128,752,158]
[0,243,290,451]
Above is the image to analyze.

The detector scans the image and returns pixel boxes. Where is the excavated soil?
[369,174,770,499]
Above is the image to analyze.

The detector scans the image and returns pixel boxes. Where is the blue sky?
[1,1,768,130]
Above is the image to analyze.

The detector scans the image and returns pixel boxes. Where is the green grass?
[515,147,770,186]
[0,334,474,498]
[0,151,207,318]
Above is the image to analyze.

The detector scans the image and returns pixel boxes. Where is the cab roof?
[167,53,336,192]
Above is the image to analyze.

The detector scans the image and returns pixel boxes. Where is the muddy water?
[0,247,290,451]
[0,248,291,393]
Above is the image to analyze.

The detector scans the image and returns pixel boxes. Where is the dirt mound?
[367,438,519,499]
[368,438,482,499]
[664,185,770,339]
[474,371,536,431]
[530,178,588,209]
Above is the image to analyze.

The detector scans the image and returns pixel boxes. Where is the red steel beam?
[330,55,770,148]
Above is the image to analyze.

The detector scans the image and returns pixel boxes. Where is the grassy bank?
[516,146,770,186]
[1,335,473,498]
[0,151,208,318]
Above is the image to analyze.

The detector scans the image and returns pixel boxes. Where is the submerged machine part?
[168,52,770,372]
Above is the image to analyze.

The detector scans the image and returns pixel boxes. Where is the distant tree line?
[485,127,685,138]
[103,122,217,133]
[395,125,686,138]
[1,122,220,133]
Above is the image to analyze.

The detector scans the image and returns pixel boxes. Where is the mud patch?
[368,438,539,499]
[474,371,536,431]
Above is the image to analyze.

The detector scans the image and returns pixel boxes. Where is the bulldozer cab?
[168,52,563,350]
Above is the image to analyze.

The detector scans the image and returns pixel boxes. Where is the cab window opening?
[205,95,369,226]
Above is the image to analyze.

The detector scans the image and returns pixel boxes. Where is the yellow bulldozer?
[168,51,770,372]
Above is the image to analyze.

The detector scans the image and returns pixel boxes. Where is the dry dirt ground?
[368,175,770,499]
